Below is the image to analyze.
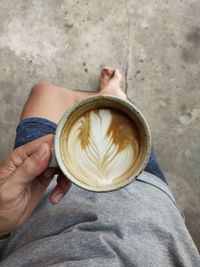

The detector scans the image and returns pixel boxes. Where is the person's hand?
[0,134,71,237]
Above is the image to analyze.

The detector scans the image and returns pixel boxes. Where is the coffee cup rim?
[54,95,152,192]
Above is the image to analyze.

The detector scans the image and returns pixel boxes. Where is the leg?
[21,68,125,124]
[15,82,94,148]
[16,69,166,184]
[20,82,89,123]
[15,68,125,148]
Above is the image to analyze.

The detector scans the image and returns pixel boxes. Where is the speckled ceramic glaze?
[50,95,151,192]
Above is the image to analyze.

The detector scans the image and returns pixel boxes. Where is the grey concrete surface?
[0,0,199,251]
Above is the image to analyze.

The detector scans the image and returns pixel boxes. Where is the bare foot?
[74,67,127,102]
[99,67,127,100]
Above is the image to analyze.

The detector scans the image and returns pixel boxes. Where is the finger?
[3,135,54,176]
[50,174,71,205]
[18,134,54,159]
[8,143,51,186]
[37,167,59,187]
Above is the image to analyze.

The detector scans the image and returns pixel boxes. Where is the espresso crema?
[60,108,141,187]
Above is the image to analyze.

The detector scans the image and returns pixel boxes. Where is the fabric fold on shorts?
[14,117,57,149]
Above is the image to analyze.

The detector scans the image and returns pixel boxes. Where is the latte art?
[61,108,140,187]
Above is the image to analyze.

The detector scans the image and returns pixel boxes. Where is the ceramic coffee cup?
[49,95,151,192]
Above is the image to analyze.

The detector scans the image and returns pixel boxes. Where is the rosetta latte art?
[65,109,139,187]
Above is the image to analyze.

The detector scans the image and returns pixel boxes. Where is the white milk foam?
[66,109,138,186]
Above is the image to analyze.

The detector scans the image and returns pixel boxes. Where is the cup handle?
[49,147,58,167]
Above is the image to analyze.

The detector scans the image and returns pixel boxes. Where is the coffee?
[60,107,141,187]
[50,95,151,192]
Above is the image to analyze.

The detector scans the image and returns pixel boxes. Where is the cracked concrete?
[124,0,130,94]
[0,0,200,251]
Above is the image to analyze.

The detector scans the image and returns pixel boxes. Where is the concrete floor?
[0,0,200,251]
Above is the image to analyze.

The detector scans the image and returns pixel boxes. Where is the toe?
[103,67,114,77]
[112,69,122,81]
[99,67,114,89]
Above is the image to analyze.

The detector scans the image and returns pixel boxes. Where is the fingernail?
[35,143,48,160]
[54,192,64,203]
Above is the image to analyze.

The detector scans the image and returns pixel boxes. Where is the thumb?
[9,143,51,185]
